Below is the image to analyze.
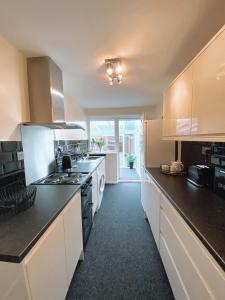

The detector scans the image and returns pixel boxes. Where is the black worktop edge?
[1,186,81,263]
[145,168,225,272]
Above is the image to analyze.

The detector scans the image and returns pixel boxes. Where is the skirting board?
[106,181,118,184]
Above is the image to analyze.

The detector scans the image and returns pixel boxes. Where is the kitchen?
[1,1,225,300]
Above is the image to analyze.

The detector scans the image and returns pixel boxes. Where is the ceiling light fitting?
[105,58,123,85]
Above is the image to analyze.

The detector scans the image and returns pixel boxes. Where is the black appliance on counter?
[34,172,93,248]
[62,155,72,171]
[187,165,214,188]
[210,144,225,168]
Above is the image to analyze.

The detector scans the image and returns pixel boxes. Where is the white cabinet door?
[143,173,161,249]
[62,192,83,285]
[192,29,225,135]
[105,153,118,183]
[141,171,150,218]
[0,262,29,300]
[163,66,193,137]
[24,216,67,300]
[92,170,98,216]
[160,193,225,300]
[148,180,161,249]
[160,235,189,300]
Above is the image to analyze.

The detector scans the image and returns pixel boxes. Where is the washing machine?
[97,159,106,210]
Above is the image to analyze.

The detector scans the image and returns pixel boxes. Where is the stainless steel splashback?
[21,125,55,185]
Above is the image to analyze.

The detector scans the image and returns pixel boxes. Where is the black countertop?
[57,156,104,174]
[146,168,225,272]
[0,185,80,263]
[0,156,105,263]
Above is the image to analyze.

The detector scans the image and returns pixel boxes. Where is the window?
[89,120,116,152]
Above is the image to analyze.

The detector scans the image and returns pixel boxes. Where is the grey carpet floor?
[66,183,174,300]
[120,168,140,180]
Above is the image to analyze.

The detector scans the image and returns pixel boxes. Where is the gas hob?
[36,172,89,185]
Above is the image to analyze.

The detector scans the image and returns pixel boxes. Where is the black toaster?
[187,165,214,188]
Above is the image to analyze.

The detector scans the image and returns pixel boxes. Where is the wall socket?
[17,151,24,161]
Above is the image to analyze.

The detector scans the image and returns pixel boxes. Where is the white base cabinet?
[141,171,161,249]
[24,216,68,300]
[62,192,83,285]
[0,261,30,300]
[160,193,225,300]
[141,171,225,300]
[1,191,83,300]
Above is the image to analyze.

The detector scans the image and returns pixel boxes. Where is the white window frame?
[88,114,144,180]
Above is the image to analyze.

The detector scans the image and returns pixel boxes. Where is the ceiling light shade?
[105,58,123,85]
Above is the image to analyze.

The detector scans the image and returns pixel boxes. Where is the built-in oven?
[214,167,225,199]
[81,176,93,247]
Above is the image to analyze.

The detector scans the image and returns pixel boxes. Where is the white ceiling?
[0,0,224,108]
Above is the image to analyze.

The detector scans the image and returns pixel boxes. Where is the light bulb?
[117,74,122,80]
[107,67,113,75]
[116,64,122,74]
[108,76,113,85]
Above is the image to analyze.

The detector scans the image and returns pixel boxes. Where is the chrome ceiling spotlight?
[105,58,123,85]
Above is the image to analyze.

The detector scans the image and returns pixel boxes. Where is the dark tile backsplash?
[181,141,225,168]
[54,140,89,166]
[0,141,25,187]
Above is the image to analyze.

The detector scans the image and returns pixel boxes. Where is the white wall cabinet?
[163,25,225,140]
[24,216,68,300]
[62,192,83,285]
[192,29,225,135]
[163,66,193,137]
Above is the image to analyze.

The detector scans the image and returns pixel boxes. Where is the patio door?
[118,118,142,181]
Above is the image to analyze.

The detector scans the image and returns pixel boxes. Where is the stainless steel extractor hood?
[22,56,84,130]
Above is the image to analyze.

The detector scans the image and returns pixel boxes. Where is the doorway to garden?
[118,119,142,181]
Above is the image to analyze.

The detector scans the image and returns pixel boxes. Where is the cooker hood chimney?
[23,56,84,130]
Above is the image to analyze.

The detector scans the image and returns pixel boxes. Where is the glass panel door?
[118,119,141,181]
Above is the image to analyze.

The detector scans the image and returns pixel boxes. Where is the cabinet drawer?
[160,234,189,300]
[161,210,213,300]
[161,194,225,300]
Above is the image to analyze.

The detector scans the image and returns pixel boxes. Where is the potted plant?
[125,153,136,169]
